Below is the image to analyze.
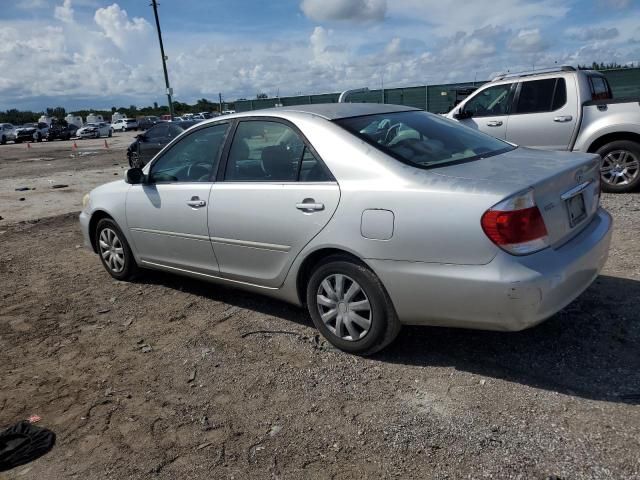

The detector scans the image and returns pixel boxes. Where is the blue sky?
[0,0,638,112]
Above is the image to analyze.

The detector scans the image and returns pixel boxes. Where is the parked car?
[137,116,160,130]
[111,118,138,132]
[0,123,16,144]
[14,122,49,143]
[77,122,112,139]
[80,104,611,355]
[45,121,77,141]
[126,120,198,168]
[447,66,640,192]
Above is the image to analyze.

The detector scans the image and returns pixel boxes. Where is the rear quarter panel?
[574,102,640,152]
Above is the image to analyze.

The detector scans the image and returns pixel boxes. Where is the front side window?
[225,120,329,182]
[149,123,228,183]
[515,78,566,114]
[336,111,514,169]
[463,83,514,117]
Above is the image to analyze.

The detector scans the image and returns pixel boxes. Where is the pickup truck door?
[454,83,515,140]
[505,76,579,150]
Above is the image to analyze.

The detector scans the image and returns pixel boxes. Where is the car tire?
[108,130,112,138]
[1,135,5,145]
[597,140,640,193]
[306,256,401,355]
[95,218,139,281]
[36,133,42,142]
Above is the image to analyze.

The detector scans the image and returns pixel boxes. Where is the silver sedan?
[79,104,612,354]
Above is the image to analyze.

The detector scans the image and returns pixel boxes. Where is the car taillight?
[481,189,549,255]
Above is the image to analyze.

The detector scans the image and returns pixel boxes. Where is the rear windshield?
[335,111,514,169]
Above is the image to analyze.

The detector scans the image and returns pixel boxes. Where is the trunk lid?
[431,147,601,247]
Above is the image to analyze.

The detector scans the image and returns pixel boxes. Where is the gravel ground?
[0,141,639,479]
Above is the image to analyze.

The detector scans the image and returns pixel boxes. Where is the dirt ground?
[0,139,639,479]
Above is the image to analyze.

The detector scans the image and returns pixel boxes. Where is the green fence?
[235,67,640,113]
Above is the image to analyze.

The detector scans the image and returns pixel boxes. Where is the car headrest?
[261,145,295,180]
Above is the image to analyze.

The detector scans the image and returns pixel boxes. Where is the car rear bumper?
[368,208,612,331]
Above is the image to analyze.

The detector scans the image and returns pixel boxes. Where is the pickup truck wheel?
[597,140,640,193]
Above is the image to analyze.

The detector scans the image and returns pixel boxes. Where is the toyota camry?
[79,104,612,354]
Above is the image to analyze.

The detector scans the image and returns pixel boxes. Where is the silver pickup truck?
[446,66,640,192]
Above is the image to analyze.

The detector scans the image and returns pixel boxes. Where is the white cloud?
[388,0,569,36]
[508,28,548,53]
[54,0,74,23]
[301,0,386,22]
[566,26,619,41]
[94,3,152,50]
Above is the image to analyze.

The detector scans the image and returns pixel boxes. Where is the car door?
[208,119,339,288]
[138,124,170,164]
[455,82,515,139]
[126,122,229,274]
[505,76,578,150]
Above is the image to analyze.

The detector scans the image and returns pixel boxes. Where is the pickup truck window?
[462,83,513,117]
[588,76,612,100]
[515,78,567,114]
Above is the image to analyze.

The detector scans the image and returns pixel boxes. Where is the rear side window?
[589,76,612,100]
[224,120,330,182]
[515,78,567,114]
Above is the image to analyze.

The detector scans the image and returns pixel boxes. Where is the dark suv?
[127,121,199,167]
[46,121,78,141]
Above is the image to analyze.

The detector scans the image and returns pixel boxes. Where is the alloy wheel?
[601,149,640,187]
[316,274,372,341]
[98,228,125,273]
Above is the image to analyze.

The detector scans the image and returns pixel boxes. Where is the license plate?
[566,193,587,227]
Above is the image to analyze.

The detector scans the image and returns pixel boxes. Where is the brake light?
[481,189,549,255]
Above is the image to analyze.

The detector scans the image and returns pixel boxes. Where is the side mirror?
[136,133,146,140]
[125,168,145,184]
[453,109,473,120]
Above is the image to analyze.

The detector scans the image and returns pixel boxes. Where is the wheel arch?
[295,247,370,306]
[88,210,115,253]
[587,132,640,153]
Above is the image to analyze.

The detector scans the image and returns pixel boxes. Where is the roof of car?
[236,103,420,120]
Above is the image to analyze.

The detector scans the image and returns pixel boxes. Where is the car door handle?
[296,201,324,212]
[187,197,206,208]
[554,115,573,122]
[486,121,503,127]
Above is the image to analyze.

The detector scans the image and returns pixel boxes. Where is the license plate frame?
[566,192,587,228]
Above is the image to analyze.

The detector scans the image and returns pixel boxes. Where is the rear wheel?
[597,140,640,193]
[1,135,5,145]
[95,218,138,280]
[306,257,400,355]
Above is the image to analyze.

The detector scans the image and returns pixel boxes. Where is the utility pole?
[219,93,223,114]
[151,0,174,119]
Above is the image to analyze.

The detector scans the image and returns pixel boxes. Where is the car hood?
[16,127,36,133]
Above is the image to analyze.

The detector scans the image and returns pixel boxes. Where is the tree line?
[0,98,234,126]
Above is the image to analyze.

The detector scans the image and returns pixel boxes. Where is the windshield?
[335,111,514,168]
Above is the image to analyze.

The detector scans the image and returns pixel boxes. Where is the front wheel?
[95,218,138,280]
[597,140,640,193]
[306,257,401,355]
[1,135,5,145]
